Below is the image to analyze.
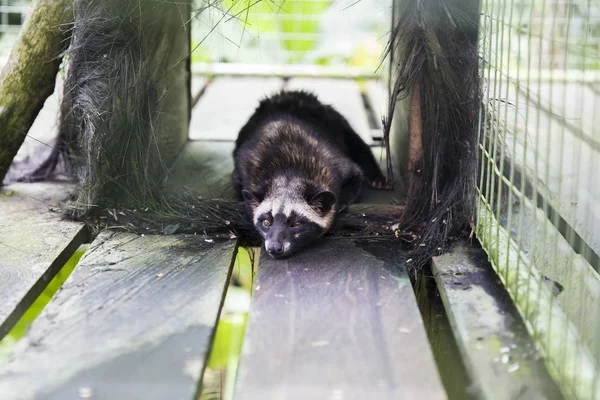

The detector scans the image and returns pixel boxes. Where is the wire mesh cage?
[190,0,392,78]
[477,0,600,398]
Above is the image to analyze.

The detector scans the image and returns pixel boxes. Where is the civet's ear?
[242,189,263,208]
[308,191,336,216]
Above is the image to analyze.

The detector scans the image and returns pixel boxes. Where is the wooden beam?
[0,231,236,400]
[432,243,563,400]
[0,182,87,340]
[234,239,447,400]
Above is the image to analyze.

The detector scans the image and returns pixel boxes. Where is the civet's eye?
[291,221,302,228]
[262,219,272,228]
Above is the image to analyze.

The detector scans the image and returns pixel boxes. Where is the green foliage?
[218,0,332,62]
[280,0,331,62]
[200,247,254,400]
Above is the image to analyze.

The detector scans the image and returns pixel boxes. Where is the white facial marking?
[251,174,335,229]
[283,241,291,252]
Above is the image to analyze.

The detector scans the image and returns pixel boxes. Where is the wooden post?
[150,1,192,165]
[0,0,72,184]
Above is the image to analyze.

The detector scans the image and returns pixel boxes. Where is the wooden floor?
[0,76,564,400]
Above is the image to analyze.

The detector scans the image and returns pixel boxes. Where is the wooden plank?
[234,239,447,400]
[189,77,284,141]
[191,75,208,108]
[431,243,563,400]
[0,182,87,340]
[286,78,373,145]
[166,140,236,200]
[0,231,236,400]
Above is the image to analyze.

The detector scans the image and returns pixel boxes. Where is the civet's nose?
[266,241,284,255]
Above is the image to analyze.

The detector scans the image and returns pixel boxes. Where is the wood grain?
[286,78,373,145]
[234,239,447,400]
[0,182,87,340]
[0,231,236,400]
[189,77,284,141]
[431,242,563,400]
[166,140,236,200]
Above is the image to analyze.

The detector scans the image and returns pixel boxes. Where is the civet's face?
[242,189,336,258]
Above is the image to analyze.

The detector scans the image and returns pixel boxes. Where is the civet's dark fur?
[382,0,481,266]
[233,90,387,258]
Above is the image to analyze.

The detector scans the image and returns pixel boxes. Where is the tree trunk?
[0,0,72,184]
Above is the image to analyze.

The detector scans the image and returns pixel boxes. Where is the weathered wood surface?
[235,239,446,400]
[148,0,192,167]
[0,231,236,400]
[287,78,373,145]
[167,140,236,200]
[0,182,87,340]
[189,77,283,141]
[431,243,563,400]
[0,0,72,183]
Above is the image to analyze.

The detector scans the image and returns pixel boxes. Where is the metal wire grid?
[477,0,600,398]
[190,0,392,78]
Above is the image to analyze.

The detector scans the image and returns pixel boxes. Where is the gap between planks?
[0,231,237,400]
[431,242,563,400]
[0,182,88,341]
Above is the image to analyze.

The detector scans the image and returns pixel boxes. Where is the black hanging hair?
[383,0,482,267]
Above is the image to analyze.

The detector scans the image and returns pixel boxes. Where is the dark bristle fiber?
[38,0,188,217]
[382,0,482,268]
